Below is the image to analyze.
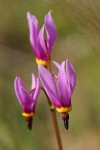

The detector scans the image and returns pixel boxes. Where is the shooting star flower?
[14,73,40,130]
[27,11,57,67]
[38,60,76,130]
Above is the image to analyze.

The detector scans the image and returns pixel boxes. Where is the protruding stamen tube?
[26,117,33,130]
[62,113,69,130]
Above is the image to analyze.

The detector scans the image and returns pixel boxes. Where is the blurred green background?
[0,0,100,150]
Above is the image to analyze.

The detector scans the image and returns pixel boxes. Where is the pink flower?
[27,11,57,66]
[38,60,76,113]
[14,73,40,117]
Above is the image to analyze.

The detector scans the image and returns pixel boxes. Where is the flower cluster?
[14,11,76,130]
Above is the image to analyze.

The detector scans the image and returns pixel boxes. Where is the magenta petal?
[45,11,57,52]
[57,61,71,107]
[33,78,40,100]
[14,77,27,105]
[30,74,40,100]
[37,25,47,60]
[17,76,27,90]
[66,60,76,94]
[14,77,31,106]
[14,77,23,105]
[38,25,46,53]
[32,78,40,107]
[38,65,61,107]
[45,89,61,107]
[19,87,32,105]
[21,88,34,113]
[27,12,39,55]
[31,73,36,90]
[30,73,36,100]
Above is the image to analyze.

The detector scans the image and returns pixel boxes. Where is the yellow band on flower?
[56,106,72,113]
[22,112,34,117]
[36,58,47,67]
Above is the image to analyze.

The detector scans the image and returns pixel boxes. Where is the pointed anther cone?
[26,117,33,130]
[62,113,69,131]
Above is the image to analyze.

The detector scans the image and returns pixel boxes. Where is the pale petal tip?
[31,73,35,77]
[66,59,70,64]
[53,61,60,70]
[52,60,58,64]
[27,11,30,15]
[45,10,52,20]
[27,11,31,18]
[14,76,20,83]
[14,76,18,80]
[31,73,37,90]
[48,10,52,15]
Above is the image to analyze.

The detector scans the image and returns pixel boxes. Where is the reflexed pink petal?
[66,60,76,94]
[37,25,47,60]
[14,77,31,105]
[32,78,40,108]
[38,25,46,53]
[27,12,39,56]
[17,76,27,90]
[38,65,60,106]
[14,77,23,105]
[57,61,71,107]
[31,73,36,90]
[45,11,57,52]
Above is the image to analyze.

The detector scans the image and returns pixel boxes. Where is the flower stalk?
[51,109,63,150]
[46,58,63,150]
[42,87,63,150]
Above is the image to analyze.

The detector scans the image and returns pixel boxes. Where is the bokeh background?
[0,0,100,150]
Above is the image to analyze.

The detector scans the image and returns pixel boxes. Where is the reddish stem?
[42,55,63,150]
[42,88,63,150]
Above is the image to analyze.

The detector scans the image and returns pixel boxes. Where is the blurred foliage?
[0,0,100,150]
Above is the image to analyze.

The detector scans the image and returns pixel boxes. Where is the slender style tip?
[26,117,33,130]
[62,113,69,130]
